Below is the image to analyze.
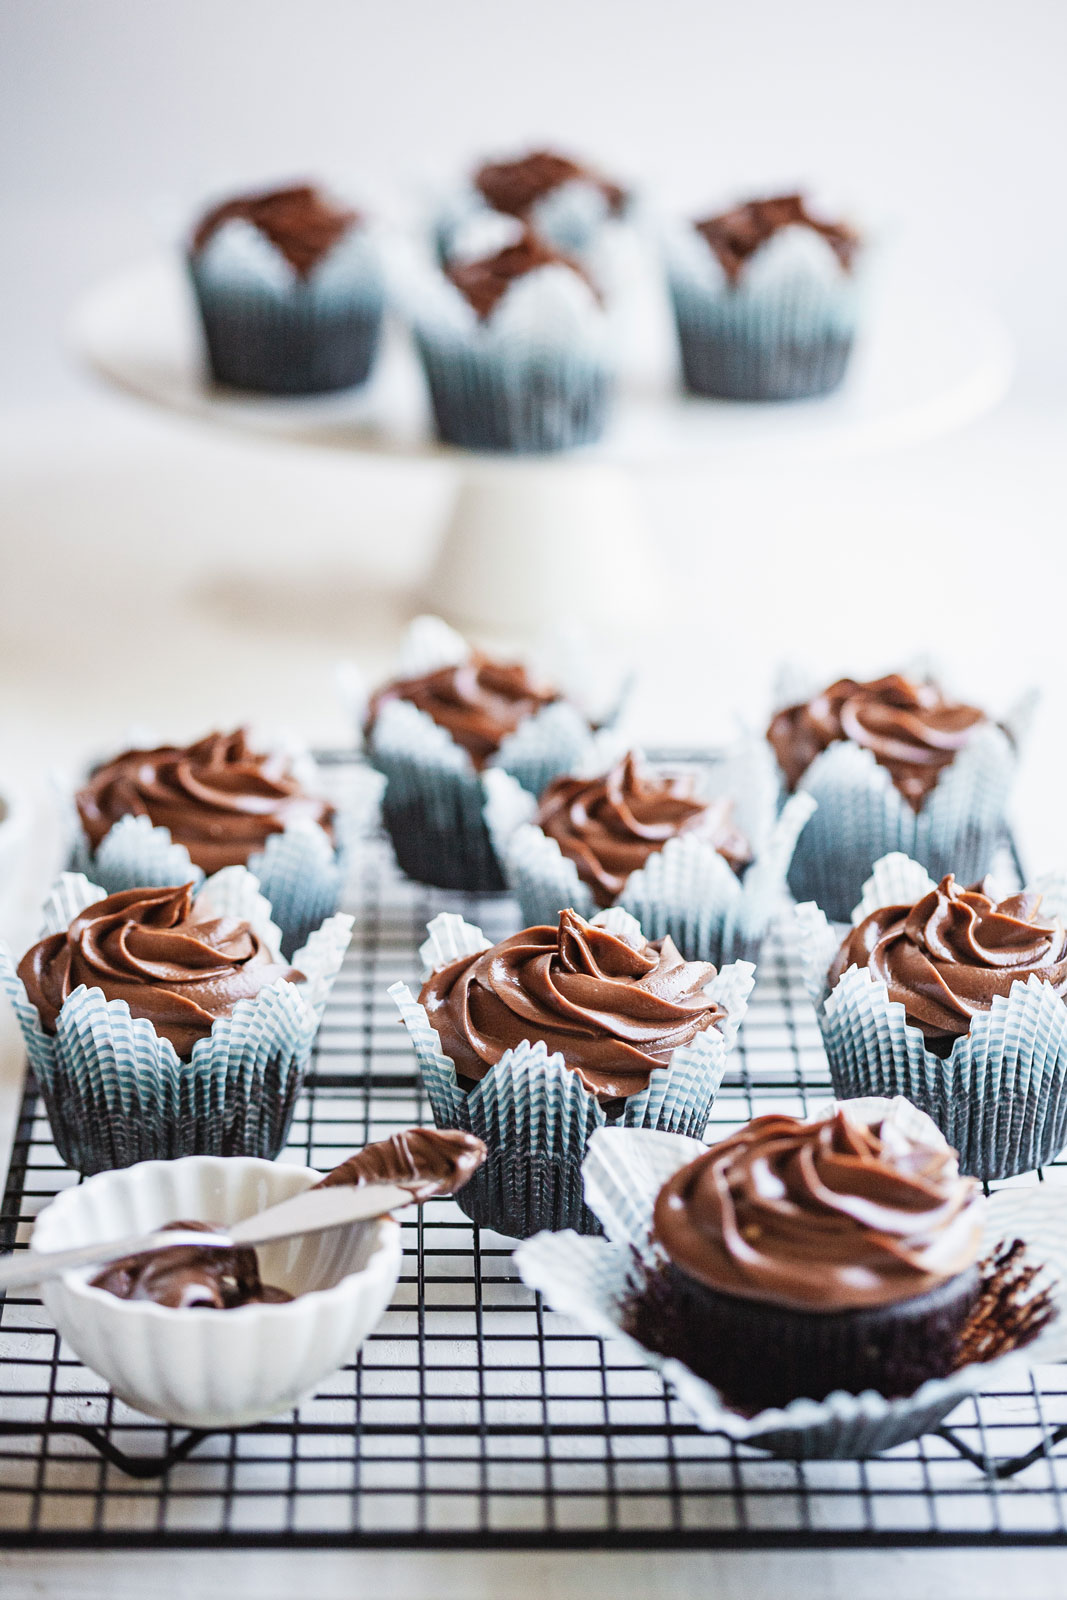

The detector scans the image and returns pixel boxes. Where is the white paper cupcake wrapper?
[486,762,814,965]
[784,722,1018,923]
[391,909,753,1237]
[515,1114,1067,1459]
[797,853,1067,1179]
[0,869,353,1173]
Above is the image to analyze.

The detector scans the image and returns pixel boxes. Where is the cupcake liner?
[389,907,754,1238]
[188,220,385,396]
[486,761,815,965]
[514,1114,1067,1460]
[0,869,353,1174]
[437,179,623,262]
[797,853,1067,1179]
[784,722,1018,923]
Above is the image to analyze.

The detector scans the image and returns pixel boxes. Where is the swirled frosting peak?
[366,652,565,768]
[653,1107,984,1312]
[767,674,988,809]
[76,728,335,875]
[830,875,1067,1055]
[536,752,751,907]
[419,908,723,1101]
[191,184,357,277]
[18,883,296,1057]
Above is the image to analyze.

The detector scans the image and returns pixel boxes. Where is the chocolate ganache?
[447,229,594,320]
[653,1109,984,1312]
[695,193,860,285]
[537,752,752,908]
[767,674,988,810]
[76,728,335,875]
[420,908,723,1101]
[18,883,297,1058]
[829,875,1067,1056]
[92,1221,292,1310]
[191,184,357,277]
[317,1127,487,1199]
[473,150,625,221]
[366,652,564,769]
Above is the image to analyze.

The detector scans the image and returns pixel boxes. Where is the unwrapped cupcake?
[486,749,814,965]
[797,852,1067,1179]
[71,728,347,958]
[665,192,862,401]
[0,872,352,1173]
[768,672,1024,922]
[360,616,617,891]
[187,182,385,394]
[389,903,753,1238]
[437,148,629,260]
[397,215,614,452]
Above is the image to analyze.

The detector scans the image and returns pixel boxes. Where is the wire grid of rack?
[1,750,1067,1549]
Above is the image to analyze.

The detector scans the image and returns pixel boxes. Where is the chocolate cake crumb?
[954,1239,1058,1368]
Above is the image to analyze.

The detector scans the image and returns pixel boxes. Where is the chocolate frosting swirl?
[536,752,751,908]
[91,1221,292,1310]
[653,1108,984,1312]
[318,1128,487,1199]
[829,875,1067,1055]
[695,193,860,284]
[366,652,564,769]
[18,883,296,1058]
[76,728,335,875]
[447,228,593,320]
[767,674,988,809]
[473,150,625,221]
[420,908,723,1101]
[191,184,357,277]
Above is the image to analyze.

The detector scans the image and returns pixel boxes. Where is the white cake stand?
[70,254,1013,631]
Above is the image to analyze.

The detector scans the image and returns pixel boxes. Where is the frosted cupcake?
[401,217,614,453]
[72,728,344,959]
[437,148,628,260]
[390,904,753,1238]
[0,873,352,1173]
[487,749,814,964]
[768,673,1019,922]
[666,192,862,401]
[362,618,610,891]
[798,852,1067,1179]
[188,183,384,394]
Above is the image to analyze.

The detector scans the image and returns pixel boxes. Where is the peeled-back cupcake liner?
[0,869,353,1174]
[187,219,385,396]
[71,805,351,962]
[797,852,1067,1180]
[388,906,754,1238]
[514,1115,1067,1460]
[784,721,1018,923]
[485,763,815,966]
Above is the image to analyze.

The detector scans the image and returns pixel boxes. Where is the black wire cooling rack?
[1,750,1066,1549]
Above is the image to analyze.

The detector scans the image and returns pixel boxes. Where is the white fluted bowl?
[32,1155,402,1428]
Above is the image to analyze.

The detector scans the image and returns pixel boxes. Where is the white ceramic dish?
[32,1155,402,1428]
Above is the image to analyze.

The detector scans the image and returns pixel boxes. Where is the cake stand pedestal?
[70,253,1013,634]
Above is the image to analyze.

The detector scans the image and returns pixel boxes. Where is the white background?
[1,5,1066,1592]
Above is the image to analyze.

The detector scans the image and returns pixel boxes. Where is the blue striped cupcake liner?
[514,1115,1067,1459]
[783,721,1019,923]
[797,852,1067,1180]
[0,869,353,1174]
[485,764,815,966]
[389,905,753,1238]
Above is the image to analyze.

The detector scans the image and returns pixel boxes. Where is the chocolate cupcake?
[666,192,861,401]
[768,673,1020,922]
[72,729,343,958]
[363,619,608,892]
[399,218,614,453]
[649,1104,984,1411]
[798,852,1067,1179]
[0,871,352,1173]
[436,148,628,262]
[188,183,384,395]
[488,751,814,965]
[390,905,753,1237]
